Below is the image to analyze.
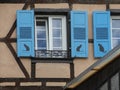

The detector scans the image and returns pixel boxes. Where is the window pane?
[53,39,62,48]
[36,21,45,26]
[37,26,45,30]
[52,18,62,27]
[35,16,67,52]
[53,29,61,37]
[112,39,120,48]
[112,19,120,28]
[36,20,47,50]
[37,40,46,49]
[37,31,46,38]
[112,29,120,38]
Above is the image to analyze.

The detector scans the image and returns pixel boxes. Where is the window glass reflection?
[37,31,46,38]
[37,40,46,49]
[52,18,62,28]
[112,19,120,28]
[112,39,120,48]
[53,29,61,37]
[112,29,120,38]
[53,39,62,47]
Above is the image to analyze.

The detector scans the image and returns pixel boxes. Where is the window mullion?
[49,16,53,50]
[62,16,67,50]
[35,16,38,50]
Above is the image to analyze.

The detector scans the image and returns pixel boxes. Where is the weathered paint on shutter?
[17,10,35,57]
[71,11,88,58]
[93,11,111,58]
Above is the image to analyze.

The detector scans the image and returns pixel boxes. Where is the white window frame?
[111,16,120,48]
[35,15,67,51]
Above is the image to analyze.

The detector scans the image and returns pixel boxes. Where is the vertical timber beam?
[68,0,73,11]
[15,81,20,87]
[106,2,110,10]
[31,62,36,78]
[70,63,74,79]
[30,0,35,9]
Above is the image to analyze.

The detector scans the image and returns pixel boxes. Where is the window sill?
[31,57,73,63]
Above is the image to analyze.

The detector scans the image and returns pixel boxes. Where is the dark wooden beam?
[15,81,20,86]
[41,81,46,87]
[0,78,70,82]
[31,62,36,78]
[1,0,120,4]
[30,0,35,9]
[0,38,16,42]
[0,86,63,90]
[31,58,73,63]
[70,63,74,79]
[89,39,93,43]
[68,0,73,10]
[106,3,110,10]
[0,38,93,43]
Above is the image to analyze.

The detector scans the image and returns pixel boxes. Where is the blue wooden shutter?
[71,11,88,58]
[93,11,111,58]
[17,10,35,57]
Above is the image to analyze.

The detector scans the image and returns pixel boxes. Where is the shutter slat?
[93,11,111,58]
[17,10,35,57]
[74,28,86,39]
[96,28,108,39]
[71,11,88,58]
[20,27,32,39]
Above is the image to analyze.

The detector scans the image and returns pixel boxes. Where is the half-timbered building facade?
[0,0,120,90]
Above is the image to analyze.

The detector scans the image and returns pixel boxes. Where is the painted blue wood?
[17,10,35,57]
[71,11,88,58]
[93,11,111,58]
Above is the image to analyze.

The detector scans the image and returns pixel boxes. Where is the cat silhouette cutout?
[76,44,82,52]
[24,44,30,51]
[98,43,106,53]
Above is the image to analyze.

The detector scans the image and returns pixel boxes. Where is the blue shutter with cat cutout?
[93,11,111,58]
[17,10,35,57]
[71,11,88,58]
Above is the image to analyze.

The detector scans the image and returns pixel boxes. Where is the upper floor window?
[111,16,120,48]
[35,15,67,58]
[17,10,88,58]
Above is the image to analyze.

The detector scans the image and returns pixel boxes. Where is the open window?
[17,9,69,58]
[35,15,67,58]
[17,9,88,59]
